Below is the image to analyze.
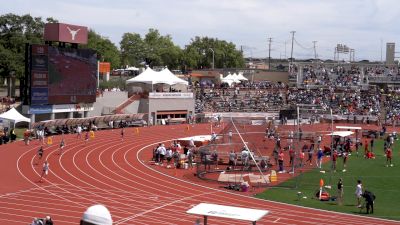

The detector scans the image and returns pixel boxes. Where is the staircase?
[113,94,141,114]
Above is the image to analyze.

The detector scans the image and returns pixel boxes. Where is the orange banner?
[99,62,111,73]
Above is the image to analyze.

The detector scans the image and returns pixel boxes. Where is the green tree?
[120,29,183,69]
[183,36,245,69]
[120,32,146,67]
[143,28,183,69]
[86,29,120,69]
[0,13,45,79]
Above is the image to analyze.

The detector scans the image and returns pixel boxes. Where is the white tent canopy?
[158,68,188,85]
[0,108,30,126]
[221,72,243,86]
[126,67,188,86]
[236,72,248,81]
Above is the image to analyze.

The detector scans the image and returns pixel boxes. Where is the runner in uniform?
[39,161,49,182]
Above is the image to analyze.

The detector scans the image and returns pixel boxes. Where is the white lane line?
[114,191,216,224]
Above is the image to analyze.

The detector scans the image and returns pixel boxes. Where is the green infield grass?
[256,138,400,221]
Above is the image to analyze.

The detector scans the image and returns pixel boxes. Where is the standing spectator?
[158,144,166,165]
[241,148,249,166]
[153,144,161,163]
[211,132,217,143]
[23,129,30,145]
[370,138,374,152]
[337,178,344,206]
[316,148,324,169]
[299,150,305,167]
[386,147,393,167]
[364,140,369,155]
[276,136,281,148]
[189,138,195,148]
[355,139,360,157]
[187,148,194,169]
[278,150,285,173]
[228,130,233,143]
[332,150,338,172]
[289,147,295,167]
[306,147,314,166]
[76,125,82,139]
[228,150,236,169]
[272,147,279,167]
[317,135,322,147]
[166,148,173,168]
[211,150,219,169]
[85,131,89,144]
[342,151,349,171]
[355,180,363,208]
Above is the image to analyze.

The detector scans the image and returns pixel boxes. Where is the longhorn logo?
[66,26,81,40]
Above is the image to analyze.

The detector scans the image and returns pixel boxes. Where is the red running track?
[0,124,399,225]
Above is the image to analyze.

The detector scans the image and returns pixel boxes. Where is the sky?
[1,0,399,61]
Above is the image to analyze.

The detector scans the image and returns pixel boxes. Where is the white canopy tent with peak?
[221,72,242,86]
[0,107,31,128]
[236,72,248,81]
[126,66,188,86]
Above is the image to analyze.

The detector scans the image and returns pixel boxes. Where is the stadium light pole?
[209,48,215,69]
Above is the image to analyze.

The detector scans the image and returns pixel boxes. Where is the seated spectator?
[365,150,375,159]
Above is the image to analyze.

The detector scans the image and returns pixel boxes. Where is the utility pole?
[290,31,296,63]
[312,41,317,59]
[380,38,383,64]
[284,41,287,59]
[268,37,272,70]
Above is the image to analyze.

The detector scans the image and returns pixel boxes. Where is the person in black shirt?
[362,190,375,214]
[337,178,344,205]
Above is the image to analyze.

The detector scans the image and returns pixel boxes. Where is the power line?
[294,38,314,50]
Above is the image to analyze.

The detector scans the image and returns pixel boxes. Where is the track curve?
[0,124,398,224]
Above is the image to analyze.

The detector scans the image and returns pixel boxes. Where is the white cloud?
[1,0,399,60]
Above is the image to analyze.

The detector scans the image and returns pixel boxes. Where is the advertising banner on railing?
[149,92,193,99]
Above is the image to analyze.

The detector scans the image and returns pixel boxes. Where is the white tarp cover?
[187,203,269,222]
[326,131,354,137]
[126,67,188,85]
[336,126,362,130]
[0,108,30,124]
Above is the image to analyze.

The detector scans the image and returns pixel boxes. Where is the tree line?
[0,13,245,80]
